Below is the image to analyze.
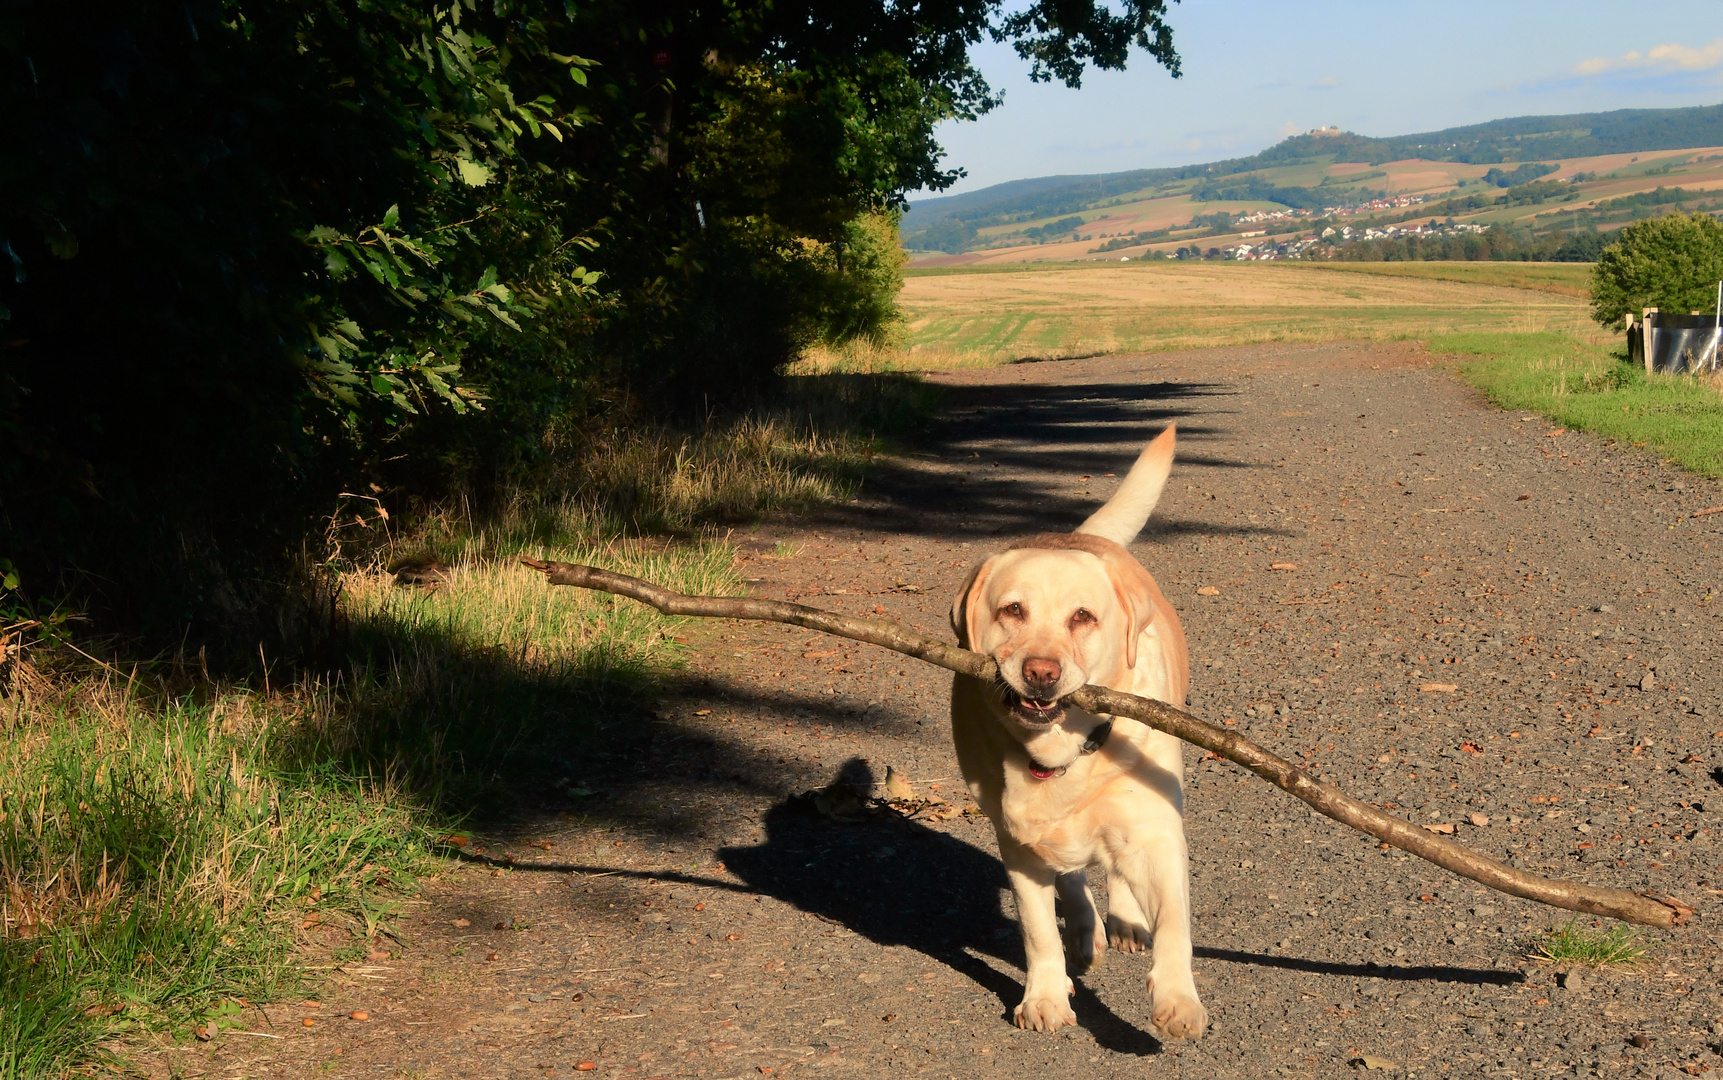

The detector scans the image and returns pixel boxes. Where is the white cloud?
[1572,38,1723,78]
[1311,76,1340,89]
[1280,120,1301,137]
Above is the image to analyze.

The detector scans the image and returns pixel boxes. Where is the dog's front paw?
[1013,990,1077,1032]
[1147,985,1208,1041]
[1106,914,1151,953]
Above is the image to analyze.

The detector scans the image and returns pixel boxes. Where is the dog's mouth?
[1003,688,1066,727]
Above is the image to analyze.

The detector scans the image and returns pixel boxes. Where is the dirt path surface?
[184,342,1723,1080]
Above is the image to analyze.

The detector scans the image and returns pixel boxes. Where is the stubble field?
[882,262,1601,369]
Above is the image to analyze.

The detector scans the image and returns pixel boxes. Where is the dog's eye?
[1070,608,1096,626]
[1001,602,1024,619]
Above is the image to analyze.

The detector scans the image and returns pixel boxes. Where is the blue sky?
[924,0,1723,196]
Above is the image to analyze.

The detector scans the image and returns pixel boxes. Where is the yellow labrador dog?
[949,424,1206,1040]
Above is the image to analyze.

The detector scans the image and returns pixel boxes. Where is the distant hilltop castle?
[1307,126,1341,136]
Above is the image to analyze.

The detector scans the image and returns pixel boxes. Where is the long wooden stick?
[522,558,1690,929]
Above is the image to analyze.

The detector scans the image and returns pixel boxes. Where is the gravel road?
[183,342,1723,1080]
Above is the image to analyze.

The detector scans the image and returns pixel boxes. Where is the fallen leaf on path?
[1196,586,1220,596]
[1546,430,1565,438]
[301,1018,315,1027]
[873,605,886,614]
[486,952,498,961]
[1517,494,1531,501]
[1350,1055,1398,1071]
[694,708,712,716]
[695,902,705,911]
[1269,562,1299,571]
[1469,813,1491,827]
[576,1064,597,1073]
[349,1011,368,1021]
[803,649,839,659]
[1419,683,1457,693]
[451,918,470,928]
[442,835,469,847]
[1423,823,1455,835]
[883,767,915,801]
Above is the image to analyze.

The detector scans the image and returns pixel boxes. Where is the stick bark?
[522,558,1690,929]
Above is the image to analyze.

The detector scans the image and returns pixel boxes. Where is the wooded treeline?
[0,0,1178,647]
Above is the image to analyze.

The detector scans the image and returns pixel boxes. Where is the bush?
[1590,211,1723,325]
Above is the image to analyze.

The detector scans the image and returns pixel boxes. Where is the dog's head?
[951,533,1160,729]
[949,425,1182,736]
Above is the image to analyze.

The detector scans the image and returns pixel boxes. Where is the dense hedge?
[0,0,1178,645]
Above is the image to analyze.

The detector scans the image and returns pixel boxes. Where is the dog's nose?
[1021,657,1062,692]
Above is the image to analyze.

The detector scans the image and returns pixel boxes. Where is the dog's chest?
[998,774,1111,870]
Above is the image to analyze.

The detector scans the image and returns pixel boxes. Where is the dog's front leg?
[1001,844,1077,1031]
[1123,838,1207,1041]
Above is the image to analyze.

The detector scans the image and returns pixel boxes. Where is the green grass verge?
[1437,331,1723,478]
[1,689,432,1076]
[2,371,932,1076]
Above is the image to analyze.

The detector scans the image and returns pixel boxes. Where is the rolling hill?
[904,103,1723,266]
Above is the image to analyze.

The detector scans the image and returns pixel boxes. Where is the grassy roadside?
[1,373,932,1077]
[1437,331,1723,479]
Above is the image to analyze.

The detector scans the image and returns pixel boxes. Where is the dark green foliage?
[1190,176,1335,210]
[1484,163,1559,187]
[0,0,1182,644]
[1551,230,1606,263]
[1590,185,1711,215]
[1503,179,1572,206]
[1590,212,1723,326]
[1325,225,1599,263]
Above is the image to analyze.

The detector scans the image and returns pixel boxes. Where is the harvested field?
[887,262,1598,368]
[177,341,1723,1080]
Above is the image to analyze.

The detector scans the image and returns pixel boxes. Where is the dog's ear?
[950,557,995,650]
[1102,553,1158,671]
[1077,423,1175,547]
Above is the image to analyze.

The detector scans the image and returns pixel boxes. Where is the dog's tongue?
[1028,765,1058,780]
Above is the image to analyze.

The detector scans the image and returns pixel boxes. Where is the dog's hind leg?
[1103,870,1153,953]
[1055,870,1105,972]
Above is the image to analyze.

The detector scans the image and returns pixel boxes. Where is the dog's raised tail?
[1075,424,1175,547]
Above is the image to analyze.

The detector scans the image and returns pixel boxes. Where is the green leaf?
[456,157,494,187]
[382,205,400,229]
